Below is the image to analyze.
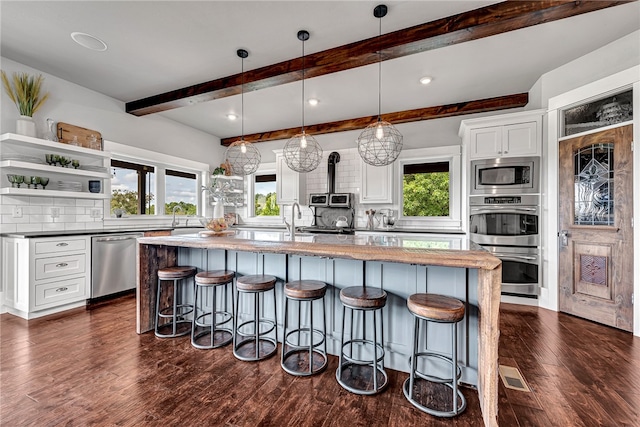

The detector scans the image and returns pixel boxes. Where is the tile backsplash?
[0,195,104,233]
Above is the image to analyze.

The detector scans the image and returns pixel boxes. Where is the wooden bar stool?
[233,274,278,361]
[336,286,388,395]
[281,280,328,376]
[155,266,197,338]
[191,270,235,349]
[403,293,467,417]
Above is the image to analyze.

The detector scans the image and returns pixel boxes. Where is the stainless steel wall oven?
[469,194,540,298]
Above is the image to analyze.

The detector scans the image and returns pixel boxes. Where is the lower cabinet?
[2,236,90,319]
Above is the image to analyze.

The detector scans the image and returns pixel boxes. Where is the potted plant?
[1,70,49,137]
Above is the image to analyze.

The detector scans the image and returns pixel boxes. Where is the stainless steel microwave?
[471,156,540,195]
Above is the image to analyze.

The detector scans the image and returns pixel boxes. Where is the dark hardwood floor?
[1,296,638,426]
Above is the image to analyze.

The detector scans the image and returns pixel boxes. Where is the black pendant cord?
[241,56,244,139]
[301,37,305,134]
[377,15,382,123]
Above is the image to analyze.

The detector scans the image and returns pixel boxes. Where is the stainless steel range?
[304,151,355,235]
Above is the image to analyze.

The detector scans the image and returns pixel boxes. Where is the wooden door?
[558,124,634,331]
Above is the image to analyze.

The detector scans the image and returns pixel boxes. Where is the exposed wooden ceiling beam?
[126,1,630,117]
[220,93,528,146]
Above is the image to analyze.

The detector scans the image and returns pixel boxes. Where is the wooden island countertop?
[136,231,501,427]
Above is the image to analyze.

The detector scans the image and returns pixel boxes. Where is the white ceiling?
[2,1,639,146]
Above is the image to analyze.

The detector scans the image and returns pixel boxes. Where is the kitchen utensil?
[335,215,348,228]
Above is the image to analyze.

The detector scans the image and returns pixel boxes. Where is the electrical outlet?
[50,207,60,219]
[90,208,101,218]
[12,206,23,218]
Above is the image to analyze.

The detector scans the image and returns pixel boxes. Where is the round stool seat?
[407,294,465,323]
[158,266,197,280]
[195,270,235,285]
[284,280,327,300]
[236,274,276,292]
[340,286,387,309]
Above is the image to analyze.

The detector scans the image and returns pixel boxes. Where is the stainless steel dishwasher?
[91,233,144,299]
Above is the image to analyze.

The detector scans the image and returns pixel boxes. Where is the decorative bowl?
[199,217,228,232]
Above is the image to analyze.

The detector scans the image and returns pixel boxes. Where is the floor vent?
[499,365,531,392]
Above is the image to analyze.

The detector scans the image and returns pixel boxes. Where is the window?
[254,173,279,216]
[402,162,450,217]
[111,159,155,215]
[165,169,197,215]
[396,146,462,230]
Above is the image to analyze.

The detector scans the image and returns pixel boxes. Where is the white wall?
[1,57,226,234]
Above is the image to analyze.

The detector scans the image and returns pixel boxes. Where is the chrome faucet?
[171,205,183,227]
[290,202,302,241]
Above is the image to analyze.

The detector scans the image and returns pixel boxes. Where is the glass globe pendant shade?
[357,119,403,166]
[283,131,322,173]
[225,139,261,175]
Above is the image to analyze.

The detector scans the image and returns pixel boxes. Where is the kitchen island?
[136,231,501,427]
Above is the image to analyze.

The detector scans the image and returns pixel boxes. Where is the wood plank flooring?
[1,296,638,426]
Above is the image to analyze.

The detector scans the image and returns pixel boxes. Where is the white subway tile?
[2,195,30,205]
[42,222,64,231]
[57,215,76,223]
[0,205,13,215]
[64,207,85,215]
[64,222,87,231]
[29,196,54,205]
[0,224,17,233]
[76,214,93,222]
[23,206,43,215]
[76,199,95,207]
[18,224,44,232]
[53,198,75,206]
[29,214,48,223]
[1,214,29,224]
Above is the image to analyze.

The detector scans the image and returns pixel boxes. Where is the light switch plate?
[50,207,60,219]
[90,208,101,218]
[12,206,23,218]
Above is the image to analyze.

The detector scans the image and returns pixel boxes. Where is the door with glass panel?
[558,124,633,331]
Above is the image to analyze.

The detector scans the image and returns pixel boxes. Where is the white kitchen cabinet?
[275,153,306,205]
[460,110,544,160]
[2,235,90,319]
[0,133,111,199]
[360,161,393,204]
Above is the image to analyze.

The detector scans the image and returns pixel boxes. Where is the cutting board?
[57,122,103,150]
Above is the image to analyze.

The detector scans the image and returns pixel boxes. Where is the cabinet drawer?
[35,238,86,254]
[34,277,86,308]
[35,254,86,281]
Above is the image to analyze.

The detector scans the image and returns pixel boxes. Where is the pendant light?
[225,49,261,176]
[283,30,322,173]
[357,4,402,166]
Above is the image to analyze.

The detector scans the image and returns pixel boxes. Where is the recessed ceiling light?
[419,76,433,85]
[307,98,319,106]
[226,113,238,120]
[70,32,108,51]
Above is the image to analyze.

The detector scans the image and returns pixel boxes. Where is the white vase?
[213,198,225,219]
[16,115,37,137]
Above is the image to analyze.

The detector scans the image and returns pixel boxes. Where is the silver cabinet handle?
[56,287,68,292]
[55,263,68,268]
[492,253,537,261]
[56,242,69,247]
[94,235,142,242]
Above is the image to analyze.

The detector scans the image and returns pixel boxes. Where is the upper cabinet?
[275,152,306,205]
[360,161,393,204]
[460,110,544,160]
[0,133,111,199]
